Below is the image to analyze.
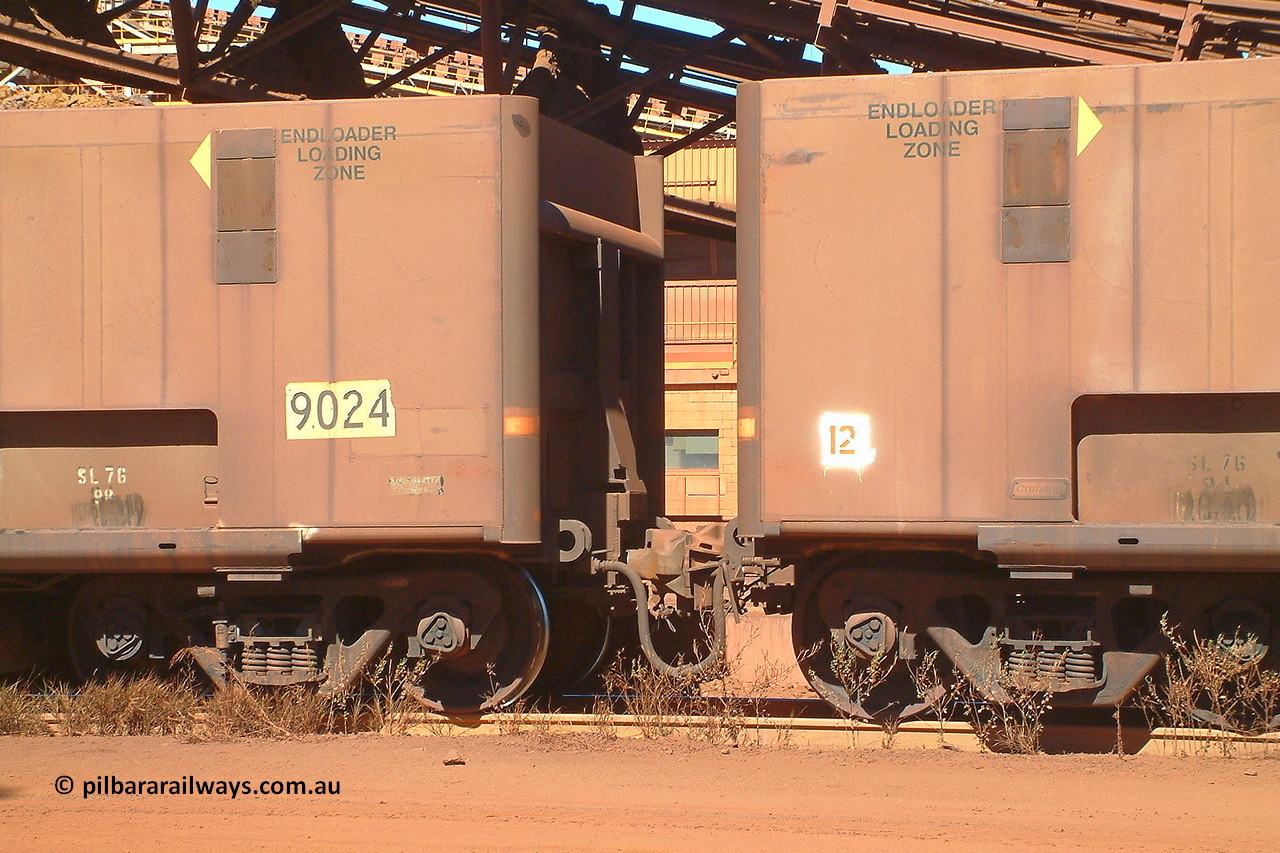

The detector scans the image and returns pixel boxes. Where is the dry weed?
[1140,617,1280,756]
[360,654,429,736]
[0,680,47,735]
[693,623,792,747]
[807,637,898,747]
[192,682,351,740]
[53,675,203,737]
[589,694,617,740]
[11,615,1276,758]
[953,636,1055,754]
[0,649,439,740]
[489,698,555,739]
[599,656,694,738]
[958,677,1053,755]
[907,649,956,746]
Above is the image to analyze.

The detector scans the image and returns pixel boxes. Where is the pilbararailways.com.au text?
[55,775,340,799]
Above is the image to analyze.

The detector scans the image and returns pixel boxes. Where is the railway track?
[399,699,1280,756]
[15,681,1280,755]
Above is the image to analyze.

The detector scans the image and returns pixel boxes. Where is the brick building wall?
[664,280,737,520]
[664,386,737,519]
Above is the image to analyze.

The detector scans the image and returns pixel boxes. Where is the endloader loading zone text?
[868,100,997,158]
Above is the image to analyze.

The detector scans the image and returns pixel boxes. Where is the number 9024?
[284,380,396,440]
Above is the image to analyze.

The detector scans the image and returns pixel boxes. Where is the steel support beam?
[501,0,530,93]
[841,0,1159,64]
[480,0,505,93]
[0,13,290,100]
[169,0,198,84]
[366,31,480,95]
[98,0,151,23]
[206,0,257,60]
[1174,2,1207,59]
[651,112,734,157]
[194,0,352,81]
[560,27,739,127]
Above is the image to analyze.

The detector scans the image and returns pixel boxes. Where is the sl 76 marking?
[77,466,127,485]
[77,466,128,501]
[285,379,396,440]
[1188,453,1246,473]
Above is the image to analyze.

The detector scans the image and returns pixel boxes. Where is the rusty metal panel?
[741,58,1280,532]
[1003,128,1070,206]
[536,119,667,551]
[737,82,765,535]
[979,523,1280,571]
[1078,433,1280,523]
[1067,74,1136,395]
[0,409,219,531]
[215,156,276,232]
[742,72,972,526]
[0,528,302,573]
[0,446,217,529]
[215,230,277,284]
[1002,206,1071,263]
[539,118,641,232]
[1133,100,1212,392]
[1210,84,1280,390]
[215,127,275,160]
[98,138,166,408]
[0,145,84,409]
[0,94,607,552]
[315,99,504,532]
[1003,97,1071,130]
[499,100,544,544]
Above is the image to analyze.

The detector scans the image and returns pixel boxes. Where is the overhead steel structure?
[2,1,1279,155]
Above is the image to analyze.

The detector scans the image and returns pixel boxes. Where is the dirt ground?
[1,734,1276,852]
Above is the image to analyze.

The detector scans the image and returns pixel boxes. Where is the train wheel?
[409,563,550,715]
[67,579,163,679]
[791,564,931,721]
[530,591,612,698]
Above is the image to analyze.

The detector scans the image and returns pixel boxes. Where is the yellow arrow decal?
[190,133,212,188]
[1077,98,1102,156]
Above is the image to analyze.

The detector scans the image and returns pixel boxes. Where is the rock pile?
[0,85,152,109]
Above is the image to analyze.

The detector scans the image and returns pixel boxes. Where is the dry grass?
[907,649,955,746]
[0,675,205,737]
[809,635,957,749]
[823,638,898,747]
[691,623,793,747]
[358,654,431,736]
[576,619,799,748]
[598,656,695,739]
[1140,617,1280,756]
[0,680,47,735]
[490,698,559,740]
[191,683,351,740]
[0,650,431,740]
[944,634,1057,755]
[55,674,205,737]
[956,668,1055,755]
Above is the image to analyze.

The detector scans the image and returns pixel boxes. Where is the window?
[666,431,719,470]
